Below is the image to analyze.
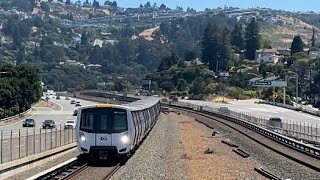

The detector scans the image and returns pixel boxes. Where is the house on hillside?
[257,54,280,64]
[185,59,204,66]
[277,48,291,57]
[309,50,320,59]
[255,49,279,59]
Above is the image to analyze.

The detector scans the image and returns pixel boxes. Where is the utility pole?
[296,73,299,105]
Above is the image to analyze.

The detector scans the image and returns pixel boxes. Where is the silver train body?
[76,98,161,159]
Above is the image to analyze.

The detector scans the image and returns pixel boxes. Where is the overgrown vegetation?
[0,64,41,119]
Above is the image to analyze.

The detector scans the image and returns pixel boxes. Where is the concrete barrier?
[0,143,76,179]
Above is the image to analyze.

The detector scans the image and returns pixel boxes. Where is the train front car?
[76,104,132,160]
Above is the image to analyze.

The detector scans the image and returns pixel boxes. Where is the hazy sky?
[95,0,320,12]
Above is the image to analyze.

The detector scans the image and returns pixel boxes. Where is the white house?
[309,51,320,59]
[256,54,280,64]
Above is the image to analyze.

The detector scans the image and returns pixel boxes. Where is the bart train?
[76,98,161,160]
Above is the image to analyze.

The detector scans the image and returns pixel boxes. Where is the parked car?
[70,100,76,104]
[75,102,81,107]
[42,120,56,129]
[23,119,35,127]
[64,120,76,129]
[65,96,70,100]
[73,109,78,116]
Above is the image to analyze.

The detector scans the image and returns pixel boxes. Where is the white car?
[64,120,76,129]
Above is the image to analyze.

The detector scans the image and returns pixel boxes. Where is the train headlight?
[79,132,86,142]
[121,133,130,144]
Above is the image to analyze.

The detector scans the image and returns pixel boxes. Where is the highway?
[0,96,96,138]
[179,99,320,126]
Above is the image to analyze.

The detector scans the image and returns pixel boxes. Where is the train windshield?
[80,108,128,133]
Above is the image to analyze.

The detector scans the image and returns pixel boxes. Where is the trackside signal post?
[253,81,288,105]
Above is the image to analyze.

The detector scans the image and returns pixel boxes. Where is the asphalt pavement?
[0,96,96,138]
[179,99,320,125]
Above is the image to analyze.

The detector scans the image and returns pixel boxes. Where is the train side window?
[132,112,138,145]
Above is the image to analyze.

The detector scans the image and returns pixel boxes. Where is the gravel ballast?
[184,111,320,180]
[110,113,187,180]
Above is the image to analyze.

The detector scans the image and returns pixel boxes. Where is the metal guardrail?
[258,100,320,117]
[0,108,32,124]
[168,102,320,159]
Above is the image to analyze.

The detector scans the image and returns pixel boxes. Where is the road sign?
[253,81,287,87]
[141,80,151,85]
[254,81,271,86]
[273,93,278,99]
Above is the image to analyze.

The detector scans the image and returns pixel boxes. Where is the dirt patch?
[33,101,53,108]
[139,26,159,41]
[174,114,265,179]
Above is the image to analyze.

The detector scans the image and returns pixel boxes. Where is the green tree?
[65,0,71,5]
[184,50,196,61]
[219,28,231,71]
[291,35,304,55]
[144,1,151,8]
[201,24,219,70]
[159,4,166,10]
[112,1,117,7]
[231,22,245,52]
[93,0,100,8]
[158,53,179,71]
[261,36,272,49]
[245,18,261,60]
[40,2,50,12]
[191,77,206,95]
[311,27,316,47]
[81,32,89,45]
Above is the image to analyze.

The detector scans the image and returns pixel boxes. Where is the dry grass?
[139,26,159,41]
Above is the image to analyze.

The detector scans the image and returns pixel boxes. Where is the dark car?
[70,100,76,104]
[56,95,60,100]
[23,119,35,127]
[75,102,81,107]
[42,120,56,129]
[65,96,70,100]
[73,109,78,116]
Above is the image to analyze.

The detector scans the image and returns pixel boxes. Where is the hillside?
[261,15,319,48]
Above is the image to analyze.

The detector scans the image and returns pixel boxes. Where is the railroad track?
[164,104,320,172]
[34,158,124,180]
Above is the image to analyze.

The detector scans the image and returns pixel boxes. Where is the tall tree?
[291,35,304,55]
[219,28,231,71]
[144,1,151,8]
[311,27,316,47]
[93,0,100,8]
[231,22,245,53]
[201,24,223,71]
[159,4,166,10]
[65,0,71,5]
[81,32,89,45]
[245,18,261,60]
[112,1,117,7]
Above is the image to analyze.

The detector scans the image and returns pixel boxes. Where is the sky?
[95,0,320,12]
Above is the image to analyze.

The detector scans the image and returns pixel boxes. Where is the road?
[179,99,320,125]
[0,96,96,138]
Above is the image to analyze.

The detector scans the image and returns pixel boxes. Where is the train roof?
[124,97,160,111]
[79,97,160,111]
